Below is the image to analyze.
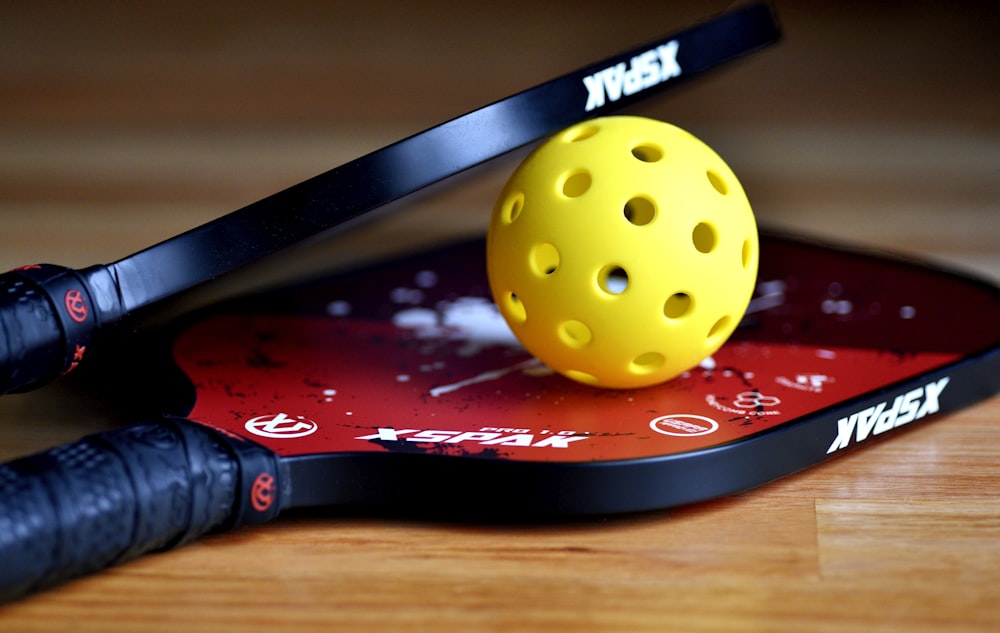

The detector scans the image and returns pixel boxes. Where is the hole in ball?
[565,369,599,385]
[558,320,592,348]
[563,123,600,143]
[663,292,692,319]
[630,352,665,374]
[631,142,664,163]
[707,315,732,340]
[502,192,524,224]
[598,265,629,295]
[624,196,656,226]
[504,292,527,324]
[707,169,729,195]
[742,238,753,270]
[692,222,717,254]
[530,242,560,276]
[561,170,592,198]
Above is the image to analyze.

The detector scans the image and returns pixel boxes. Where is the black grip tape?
[0,418,284,602]
[0,265,107,394]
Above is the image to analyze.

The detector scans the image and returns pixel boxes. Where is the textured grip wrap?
[0,417,285,602]
[0,264,122,394]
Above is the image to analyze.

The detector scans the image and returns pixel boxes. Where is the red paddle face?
[171,234,993,464]
[178,313,956,461]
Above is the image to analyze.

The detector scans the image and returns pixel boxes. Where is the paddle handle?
[0,418,284,602]
[0,264,125,394]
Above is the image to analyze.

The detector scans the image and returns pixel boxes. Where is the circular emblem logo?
[649,414,719,437]
[64,289,88,323]
[245,413,318,439]
[250,472,277,512]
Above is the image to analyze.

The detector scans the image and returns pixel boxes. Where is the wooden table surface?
[1,1,998,631]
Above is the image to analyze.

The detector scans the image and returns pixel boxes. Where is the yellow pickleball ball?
[486,116,758,389]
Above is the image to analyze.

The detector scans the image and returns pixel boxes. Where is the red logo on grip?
[62,344,87,376]
[64,289,88,323]
[250,472,276,512]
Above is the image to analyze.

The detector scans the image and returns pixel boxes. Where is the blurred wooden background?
[0,1,998,631]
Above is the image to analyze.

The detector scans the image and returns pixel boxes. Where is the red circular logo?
[649,414,719,437]
[250,472,276,512]
[64,289,88,323]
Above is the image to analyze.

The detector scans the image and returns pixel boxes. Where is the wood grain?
[0,1,997,631]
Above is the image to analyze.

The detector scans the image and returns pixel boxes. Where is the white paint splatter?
[439,297,522,356]
[392,307,439,330]
[414,270,438,288]
[392,296,523,356]
[327,300,351,316]
[822,299,853,315]
[429,359,541,397]
[390,287,425,305]
[746,279,787,315]
[390,295,536,396]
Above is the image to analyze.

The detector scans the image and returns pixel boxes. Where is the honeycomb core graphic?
[486,116,759,389]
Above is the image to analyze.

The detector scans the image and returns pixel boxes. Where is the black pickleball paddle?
[0,3,780,395]
[1,230,997,602]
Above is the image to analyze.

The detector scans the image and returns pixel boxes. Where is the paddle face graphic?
[180,314,956,460]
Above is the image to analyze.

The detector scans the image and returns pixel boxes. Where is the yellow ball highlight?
[486,116,758,389]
